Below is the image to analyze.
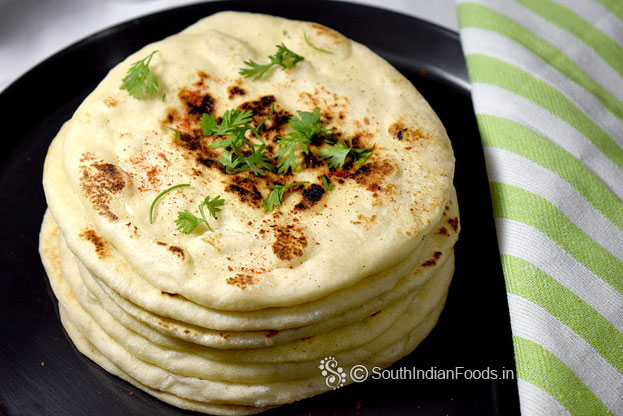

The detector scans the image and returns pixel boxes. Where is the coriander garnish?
[120,50,159,99]
[149,183,190,224]
[275,107,331,173]
[168,127,181,139]
[240,44,304,80]
[318,138,350,169]
[304,33,333,54]
[319,137,373,169]
[201,108,275,176]
[321,176,334,191]
[201,109,254,138]
[175,195,225,234]
[263,182,309,213]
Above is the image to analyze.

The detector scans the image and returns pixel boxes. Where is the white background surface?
[0,0,458,93]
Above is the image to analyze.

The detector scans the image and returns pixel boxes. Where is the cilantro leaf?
[352,147,373,167]
[240,44,304,81]
[288,107,325,137]
[208,131,246,151]
[220,109,254,133]
[198,195,225,227]
[202,107,275,176]
[199,113,219,136]
[319,138,352,169]
[321,176,335,191]
[218,150,243,174]
[275,135,307,173]
[175,210,204,234]
[200,109,253,137]
[249,105,274,142]
[275,108,330,173]
[120,50,159,99]
[175,195,225,234]
[319,137,373,169]
[168,127,181,139]
[262,188,284,214]
[240,144,275,176]
[262,182,309,213]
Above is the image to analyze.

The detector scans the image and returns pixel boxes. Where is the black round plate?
[0,1,519,415]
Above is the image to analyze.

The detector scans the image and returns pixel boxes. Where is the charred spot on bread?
[79,158,125,221]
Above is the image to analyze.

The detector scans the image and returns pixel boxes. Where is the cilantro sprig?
[175,195,225,234]
[149,183,190,224]
[149,185,224,234]
[240,44,304,81]
[201,109,254,137]
[262,182,309,213]
[167,97,373,218]
[201,108,276,176]
[319,137,373,170]
[275,107,331,173]
[120,50,159,99]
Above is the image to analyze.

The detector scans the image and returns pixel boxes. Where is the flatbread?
[44,125,458,335]
[39,11,460,414]
[42,211,449,405]
[44,11,455,311]
[53,215,453,371]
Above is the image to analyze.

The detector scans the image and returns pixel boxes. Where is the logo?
[318,358,371,389]
[318,356,346,389]
[317,360,514,387]
[349,364,369,383]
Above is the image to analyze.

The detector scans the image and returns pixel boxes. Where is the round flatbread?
[44,11,455,311]
[39,11,460,415]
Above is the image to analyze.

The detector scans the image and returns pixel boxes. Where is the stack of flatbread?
[39,12,459,415]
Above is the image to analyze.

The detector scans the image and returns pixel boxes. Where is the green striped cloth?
[456,0,623,414]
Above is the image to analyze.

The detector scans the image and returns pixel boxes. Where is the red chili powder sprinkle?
[146,166,160,186]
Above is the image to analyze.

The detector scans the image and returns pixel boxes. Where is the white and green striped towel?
[456,0,623,414]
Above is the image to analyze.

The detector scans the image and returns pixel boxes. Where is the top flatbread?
[46,11,455,310]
